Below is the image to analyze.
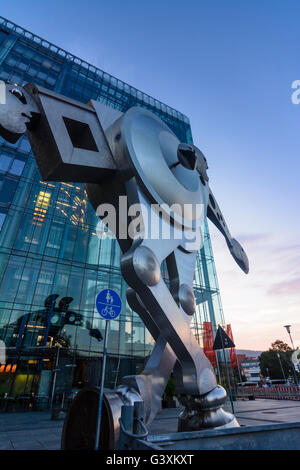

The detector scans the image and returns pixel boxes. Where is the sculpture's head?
[177,143,209,185]
[0,83,39,143]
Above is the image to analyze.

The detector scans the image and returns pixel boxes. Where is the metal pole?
[236,355,242,383]
[284,326,298,385]
[95,320,109,451]
[218,326,234,414]
[50,346,60,409]
[288,331,298,384]
[288,331,295,351]
[290,361,299,386]
[222,346,234,414]
[277,352,286,381]
[215,351,222,386]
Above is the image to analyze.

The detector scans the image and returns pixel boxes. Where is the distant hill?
[236,349,263,359]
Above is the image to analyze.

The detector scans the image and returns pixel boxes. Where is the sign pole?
[94,288,122,450]
[215,350,222,386]
[220,329,234,415]
[95,319,109,451]
[213,325,236,415]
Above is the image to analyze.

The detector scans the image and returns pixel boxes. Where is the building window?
[0,152,26,176]
[0,210,7,230]
[0,177,18,205]
[0,153,12,172]
[9,158,25,176]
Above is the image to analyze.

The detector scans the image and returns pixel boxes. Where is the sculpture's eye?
[10,88,27,105]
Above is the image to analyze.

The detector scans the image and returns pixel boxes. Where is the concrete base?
[146,421,300,450]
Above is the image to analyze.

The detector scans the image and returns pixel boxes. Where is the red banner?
[203,321,217,367]
[226,324,237,368]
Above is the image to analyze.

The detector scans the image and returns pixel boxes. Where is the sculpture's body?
[0,83,249,448]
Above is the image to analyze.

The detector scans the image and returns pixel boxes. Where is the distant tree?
[259,340,292,379]
[270,340,292,353]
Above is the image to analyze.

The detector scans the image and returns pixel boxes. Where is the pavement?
[1,398,300,450]
[148,398,300,434]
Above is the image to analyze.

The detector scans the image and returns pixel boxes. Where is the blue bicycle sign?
[96,289,122,320]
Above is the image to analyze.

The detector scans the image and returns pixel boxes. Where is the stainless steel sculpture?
[0,82,249,448]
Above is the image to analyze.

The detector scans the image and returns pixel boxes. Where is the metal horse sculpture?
[0,83,249,449]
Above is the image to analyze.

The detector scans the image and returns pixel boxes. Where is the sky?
[1,0,300,351]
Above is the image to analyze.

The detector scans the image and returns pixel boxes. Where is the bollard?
[119,405,134,450]
[133,401,144,435]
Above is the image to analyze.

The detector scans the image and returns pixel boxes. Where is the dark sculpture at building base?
[0,82,249,449]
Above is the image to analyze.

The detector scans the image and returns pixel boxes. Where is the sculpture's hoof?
[177,385,239,432]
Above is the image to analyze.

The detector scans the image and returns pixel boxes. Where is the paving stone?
[0,442,14,450]
[0,400,300,449]
[11,442,45,450]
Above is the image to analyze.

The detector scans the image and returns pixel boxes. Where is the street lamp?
[283,325,299,385]
[284,325,296,350]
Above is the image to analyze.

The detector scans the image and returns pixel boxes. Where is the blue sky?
[2,0,300,349]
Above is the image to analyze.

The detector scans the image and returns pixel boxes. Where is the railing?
[0,395,50,412]
[0,393,75,413]
[237,385,300,401]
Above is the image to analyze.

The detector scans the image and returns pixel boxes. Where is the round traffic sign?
[96,289,122,320]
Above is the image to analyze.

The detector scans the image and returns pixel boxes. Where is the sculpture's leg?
[120,183,238,430]
[122,243,215,396]
[166,248,238,431]
[125,289,177,425]
[124,251,237,431]
[125,248,219,426]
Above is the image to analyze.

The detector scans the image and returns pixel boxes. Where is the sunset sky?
[2,0,300,350]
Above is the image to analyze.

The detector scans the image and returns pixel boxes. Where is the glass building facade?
[0,17,227,410]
